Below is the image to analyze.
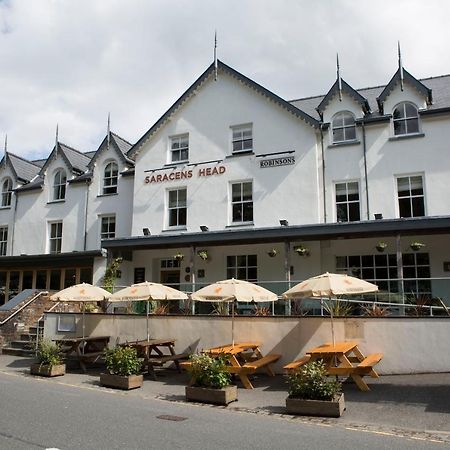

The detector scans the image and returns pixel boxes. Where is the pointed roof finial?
[55,124,59,152]
[107,112,111,150]
[337,53,342,101]
[398,41,404,91]
[214,30,218,81]
[4,134,7,155]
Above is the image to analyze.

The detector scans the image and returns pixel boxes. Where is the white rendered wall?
[0,164,19,255]
[45,312,450,375]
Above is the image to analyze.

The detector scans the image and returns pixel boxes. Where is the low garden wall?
[44,313,450,375]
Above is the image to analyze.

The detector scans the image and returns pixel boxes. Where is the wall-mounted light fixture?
[200,225,209,232]
[374,213,383,220]
[143,228,151,236]
[279,219,289,227]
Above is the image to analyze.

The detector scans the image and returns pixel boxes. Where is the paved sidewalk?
[1,354,450,444]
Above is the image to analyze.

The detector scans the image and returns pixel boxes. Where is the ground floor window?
[0,226,7,256]
[226,254,257,281]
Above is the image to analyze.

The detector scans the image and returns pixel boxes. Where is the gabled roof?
[377,68,433,113]
[316,79,371,116]
[128,59,320,158]
[39,142,90,176]
[14,176,44,193]
[87,132,134,170]
[1,152,41,183]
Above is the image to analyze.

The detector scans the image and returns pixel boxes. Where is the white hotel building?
[0,60,449,311]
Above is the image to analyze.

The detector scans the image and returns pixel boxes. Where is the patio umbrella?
[282,272,378,346]
[191,278,278,346]
[50,283,111,340]
[109,281,188,341]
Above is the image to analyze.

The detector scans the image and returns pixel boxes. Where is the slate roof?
[6,153,41,182]
[14,176,44,192]
[59,143,91,173]
[87,131,134,170]
[111,132,133,156]
[290,72,450,121]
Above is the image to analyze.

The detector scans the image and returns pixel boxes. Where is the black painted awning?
[101,216,450,252]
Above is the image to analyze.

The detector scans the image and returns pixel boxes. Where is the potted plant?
[31,338,65,377]
[100,346,143,390]
[84,303,99,313]
[185,353,237,405]
[267,248,277,258]
[410,241,426,251]
[197,250,209,261]
[286,360,345,417]
[174,252,184,261]
[294,245,310,257]
[375,241,388,252]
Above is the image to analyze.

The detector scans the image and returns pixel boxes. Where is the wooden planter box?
[286,393,345,418]
[186,385,238,405]
[30,363,66,377]
[100,373,143,390]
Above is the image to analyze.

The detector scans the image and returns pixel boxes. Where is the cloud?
[1,0,450,160]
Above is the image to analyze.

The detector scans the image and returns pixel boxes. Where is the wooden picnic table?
[54,335,110,373]
[121,338,188,380]
[284,341,383,392]
[182,342,281,390]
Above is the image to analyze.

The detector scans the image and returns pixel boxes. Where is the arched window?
[53,169,67,200]
[393,102,419,136]
[103,161,118,195]
[1,178,12,207]
[331,112,356,143]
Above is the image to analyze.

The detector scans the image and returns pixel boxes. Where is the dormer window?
[1,178,12,207]
[103,161,118,195]
[393,102,419,136]
[53,169,67,201]
[331,112,356,143]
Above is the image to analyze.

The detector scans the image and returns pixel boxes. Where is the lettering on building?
[145,165,226,184]
[260,156,295,168]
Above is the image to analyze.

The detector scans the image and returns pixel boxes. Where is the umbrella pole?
[329,296,336,348]
[146,300,150,342]
[231,301,235,347]
[82,303,85,354]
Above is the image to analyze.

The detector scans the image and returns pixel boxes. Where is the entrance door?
[160,270,180,289]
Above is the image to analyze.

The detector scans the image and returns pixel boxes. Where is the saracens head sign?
[145,165,226,184]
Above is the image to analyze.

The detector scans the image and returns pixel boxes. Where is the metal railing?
[0,290,49,327]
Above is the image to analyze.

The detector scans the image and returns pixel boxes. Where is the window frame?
[0,226,8,256]
[335,180,361,223]
[331,111,357,144]
[1,177,12,208]
[100,214,116,241]
[169,134,189,164]
[102,161,119,195]
[166,187,187,229]
[230,180,254,224]
[231,124,253,154]
[48,221,63,254]
[392,102,420,137]
[396,174,426,218]
[226,254,258,282]
[52,169,67,201]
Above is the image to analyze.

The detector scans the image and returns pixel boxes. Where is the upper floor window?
[1,178,12,207]
[393,102,419,136]
[331,112,356,143]
[170,135,189,163]
[0,226,8,256]
[53,169,67,201]
[167,188,187,228]
[397,175,425,218]
[231,181,253,223]
[336,181,360,222]
[103,161,118,195]
[231,124,253,153]
[49,221,63,254]
[100,215,116,240]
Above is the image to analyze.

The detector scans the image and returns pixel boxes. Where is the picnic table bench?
[283,341,383,392]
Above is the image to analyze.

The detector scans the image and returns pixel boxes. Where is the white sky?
[1,0,450,160]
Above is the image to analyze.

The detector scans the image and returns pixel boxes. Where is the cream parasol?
[109,281,188,341]
[50,283,111,339]
[191,278,278,346]
[283,272,378,346]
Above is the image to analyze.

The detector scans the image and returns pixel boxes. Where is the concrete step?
[1,347,35,356]
[20,333,38,342]
[9,340,34,349]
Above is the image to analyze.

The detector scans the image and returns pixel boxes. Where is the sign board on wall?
[260,156,295,168]
[145,166,226,184]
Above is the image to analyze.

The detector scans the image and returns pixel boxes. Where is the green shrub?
[287,360,342,401]
[37,339,64,367]
[104,346,142,376]
[188,353,231,389]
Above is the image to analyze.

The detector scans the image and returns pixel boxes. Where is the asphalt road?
[0,372,443,450]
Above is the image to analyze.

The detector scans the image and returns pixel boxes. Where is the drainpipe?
[362,121,370,220]
[320,126,327,223]
[83,179,90,251]
[10,190,18,255]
